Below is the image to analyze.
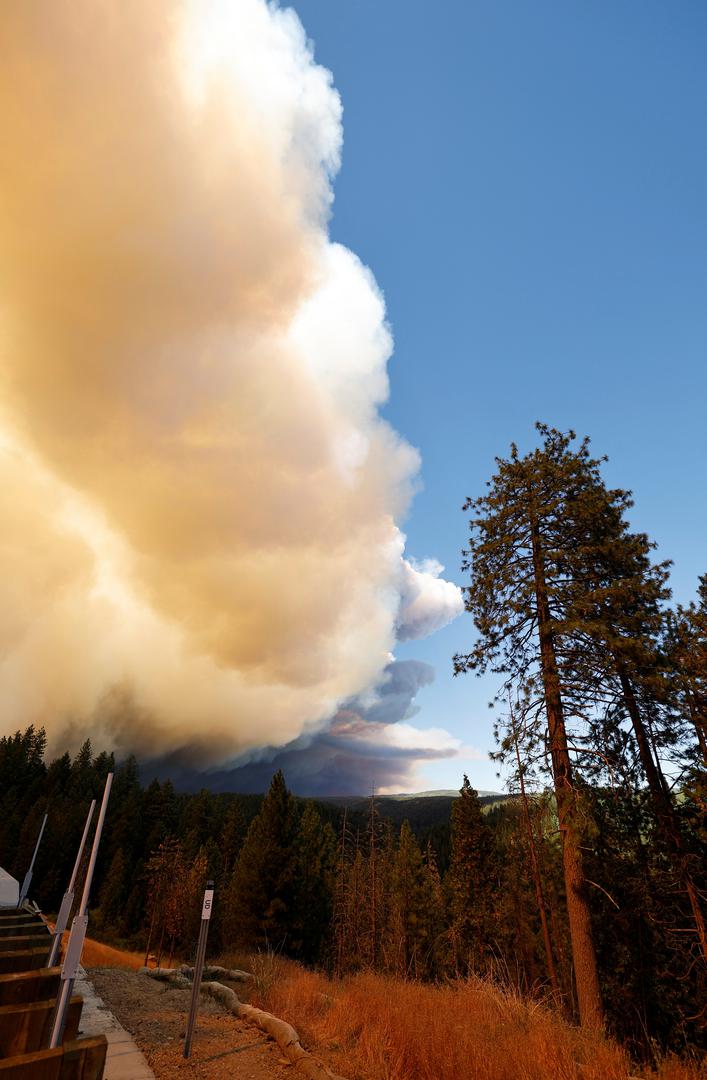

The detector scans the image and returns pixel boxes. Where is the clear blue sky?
[289,0,707,791]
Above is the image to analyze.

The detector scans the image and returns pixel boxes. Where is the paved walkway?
[75,967,155,1080]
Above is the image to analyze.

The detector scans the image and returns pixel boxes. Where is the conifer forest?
[1,427,704,1064]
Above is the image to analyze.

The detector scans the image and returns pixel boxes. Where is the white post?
[49,774,112,1049]
[47,799,96,968]
[19,813,48,905]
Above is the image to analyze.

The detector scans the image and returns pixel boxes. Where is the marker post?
[19,813,48,906]
[49,773,113,1049]
[47,799,96,969]
[183,880,215,1059]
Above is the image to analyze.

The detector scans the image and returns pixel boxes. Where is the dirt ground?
[88,967,302,1080]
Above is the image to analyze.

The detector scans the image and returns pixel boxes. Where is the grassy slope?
[241,957,704,1080]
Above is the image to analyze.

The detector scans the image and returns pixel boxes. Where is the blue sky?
[288,0,707,792]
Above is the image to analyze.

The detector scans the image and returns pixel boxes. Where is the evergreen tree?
[0,726,47,873]
[422,839,448,977]
[506,700,560,1002]
[445,777,497,976]
[455,426,605,1028]
[69,740,96,799]
[563,472,707,961]
[667,575,707,767]
[221,800,248,877]
[141,779,178,856]
[180,849,210,963]
[95,849,128,935]
[293,802,336,964]
[224,770,299,952]
[388,821,437,978]
[144,837,184,966]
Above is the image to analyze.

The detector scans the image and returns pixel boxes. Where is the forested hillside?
[0,426,704,1065]
[0,727,703,1060]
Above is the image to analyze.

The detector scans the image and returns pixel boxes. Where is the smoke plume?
[0,0,462,772]
[145,661,462,795]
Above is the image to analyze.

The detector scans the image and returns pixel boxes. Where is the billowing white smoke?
[398,559,464,641]
[0,0,461,764]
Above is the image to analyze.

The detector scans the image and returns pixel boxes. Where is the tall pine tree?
[224,770,299,952]
[445,777,497,977]
[455,426,605,1028]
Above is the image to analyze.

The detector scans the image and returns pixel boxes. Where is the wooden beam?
[0,997,82,1057]
[0,926,49,940]
[0,971,61,1009]
[0,1035,107,1079]
[0,950,53,977]
[0,937,50,955]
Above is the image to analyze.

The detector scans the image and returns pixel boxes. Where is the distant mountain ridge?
[319,788,503,804]
[380,788,502,800]
[318,788,509,832]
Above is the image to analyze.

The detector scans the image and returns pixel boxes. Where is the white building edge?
[0,866,19,907]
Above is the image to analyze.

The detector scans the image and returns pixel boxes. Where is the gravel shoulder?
[87,967,297,1080]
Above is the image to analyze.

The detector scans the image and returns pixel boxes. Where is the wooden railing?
[0,907,106,1078]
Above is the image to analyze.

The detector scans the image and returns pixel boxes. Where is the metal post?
[49,773,112,1049]
[19,812,48,905]
[183,880,215,1059]
[47,799,96,969]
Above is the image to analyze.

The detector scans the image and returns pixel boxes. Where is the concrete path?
[75,967,155,1080]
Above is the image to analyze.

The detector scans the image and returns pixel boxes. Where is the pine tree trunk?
[510,709,561,1004]
[143,904,157,968]
[615,665,670,800]
[155,919,166,969]
[334,810,348,976]
[685,690,707,767]
[530,515,604,1031]
[615,663,707,962]
[368,800,378,970]
[538,811,571,999]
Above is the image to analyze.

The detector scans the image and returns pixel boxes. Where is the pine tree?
[179,849,209,964]
[141,779,178,857]
[144,837,185,966]
[422,839,448,977]
[507,698,560,1002]
[388,821,437,978]
[293,802,336,964]
[455,426,605,1028]
[553,453,706,961]
[0,727,47,879]
[221,800,248,877]
[96,849,128,935]
[333,809,353,974]
[69,740,96,798]
[445,777,497,977]
[224,770,299,953]
[667,575,707,767]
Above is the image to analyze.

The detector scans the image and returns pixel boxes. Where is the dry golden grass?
[47,921,147,969]
[76,933,146,969]
[236,957,704,1080]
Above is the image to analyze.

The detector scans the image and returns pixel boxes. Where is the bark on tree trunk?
[530,515,604,1031]
[368,801,377,970]
[143,905,157,968]
[685,690,707,768]
[510,707,561,1005]
[615,663,707,963]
